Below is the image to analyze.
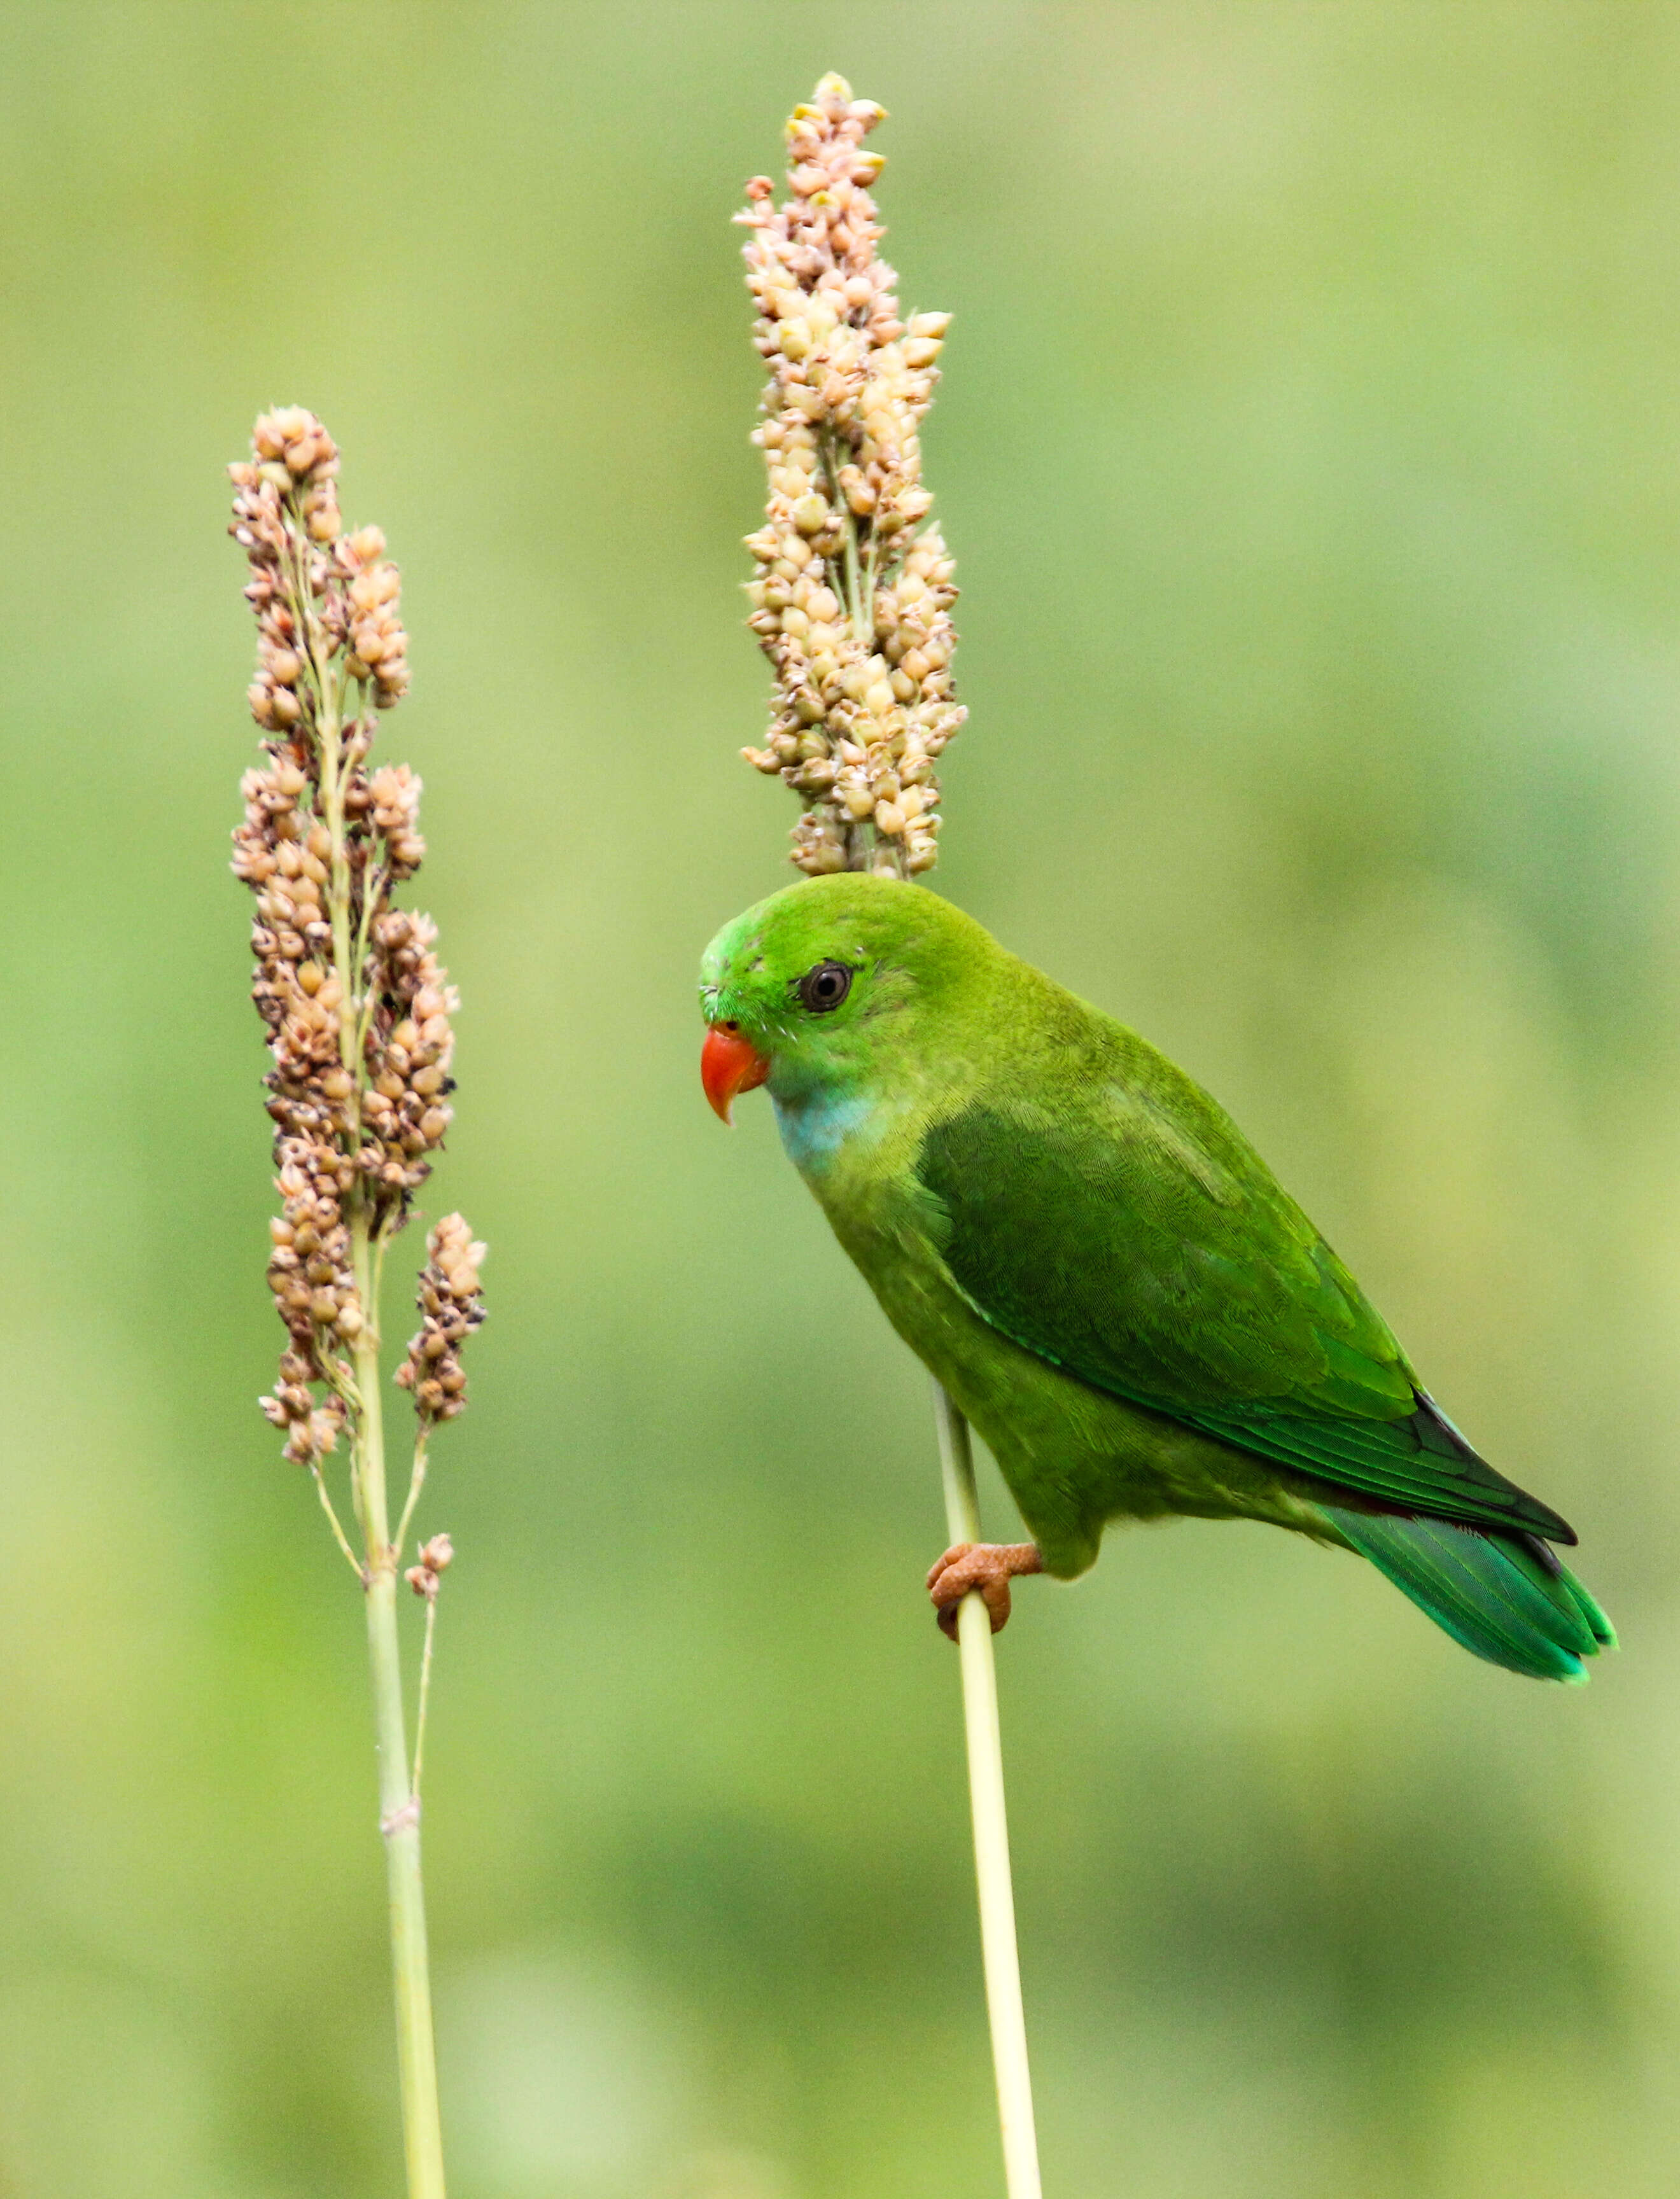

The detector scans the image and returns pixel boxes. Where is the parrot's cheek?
[702,1024,771,1124]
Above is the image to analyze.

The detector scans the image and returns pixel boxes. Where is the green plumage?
[700,875,1614,1683]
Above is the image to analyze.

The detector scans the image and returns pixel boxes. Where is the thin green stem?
[394,1429,431,1571]
[294,543,358,1100]
[930,1379,1042,2199]
[353,858,393,1063]
[304,526,444,2195]
[353,1214,447,2199]
[862,527,883,624]
[820,445,914,879]
[412,1588,439,1797]
[256,464,449,2198]
[821,431,867,640]
[310,1460,367,1582]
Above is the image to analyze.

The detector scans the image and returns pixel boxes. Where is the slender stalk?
[353,1224,446,2199]
[412,1584,440,1796]
[932,1379,1043,2199]
[310,1462,367,1581]
[735,80,1035,2184]
[326,694,445,2199]
[232,413,480,2199]
[394,1428,431,1567]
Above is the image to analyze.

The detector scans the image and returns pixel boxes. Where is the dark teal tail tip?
[1324,1506,1617,1684]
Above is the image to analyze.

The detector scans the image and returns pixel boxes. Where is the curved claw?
[926,1540,1044,1640]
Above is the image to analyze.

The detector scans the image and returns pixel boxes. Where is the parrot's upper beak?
[702,1023,771,1124]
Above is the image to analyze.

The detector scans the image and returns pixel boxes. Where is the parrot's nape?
[699,874,1614,1684]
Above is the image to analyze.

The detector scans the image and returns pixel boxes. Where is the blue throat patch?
[772,1086,876,1173]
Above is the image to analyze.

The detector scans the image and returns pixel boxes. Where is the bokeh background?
[3,4,1678,2193]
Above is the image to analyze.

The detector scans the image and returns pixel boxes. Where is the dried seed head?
[405,1532,455,1599]
[230,411,475,1467]
[736,76,963,878]
[395,1215,486,1427]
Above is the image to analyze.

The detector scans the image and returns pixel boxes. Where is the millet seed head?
[228,411,479,1458]
[735,74,963,879]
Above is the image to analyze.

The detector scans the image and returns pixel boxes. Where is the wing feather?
[913,1088,1574,1544]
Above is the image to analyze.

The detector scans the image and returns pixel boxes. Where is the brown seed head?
[395,1215,486,1428]
[230,412,473,1466]
[405,1533,454,1600]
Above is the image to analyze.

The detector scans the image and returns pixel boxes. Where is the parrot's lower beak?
[702,1023,771,1124]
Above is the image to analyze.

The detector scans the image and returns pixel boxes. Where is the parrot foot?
[927,1542,1043,1640]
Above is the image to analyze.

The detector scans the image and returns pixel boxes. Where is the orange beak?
[702,1023,771,1124]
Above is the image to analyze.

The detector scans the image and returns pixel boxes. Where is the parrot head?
[697,874,977,1124]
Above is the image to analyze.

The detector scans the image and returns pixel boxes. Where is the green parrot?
[699,874,1614,1682]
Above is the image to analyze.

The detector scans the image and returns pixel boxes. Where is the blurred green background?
[2,4,1677,2193]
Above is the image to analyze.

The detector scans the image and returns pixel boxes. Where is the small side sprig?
[736,73,963,879]
[228,407,481,2199]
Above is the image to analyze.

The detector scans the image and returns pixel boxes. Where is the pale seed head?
[736,78,964,878]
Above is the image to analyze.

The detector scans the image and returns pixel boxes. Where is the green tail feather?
[1320,1505,1616,1683]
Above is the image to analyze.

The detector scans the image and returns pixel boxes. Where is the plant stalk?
[354,1220,447,2197]
[932,1378,1043,2199]
[321,629,445,2198]
[234,419,461,2199]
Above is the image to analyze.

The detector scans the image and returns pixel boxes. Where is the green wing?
[913,1084,1574,1545]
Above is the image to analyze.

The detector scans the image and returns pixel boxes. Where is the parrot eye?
[797,960,853,1014]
